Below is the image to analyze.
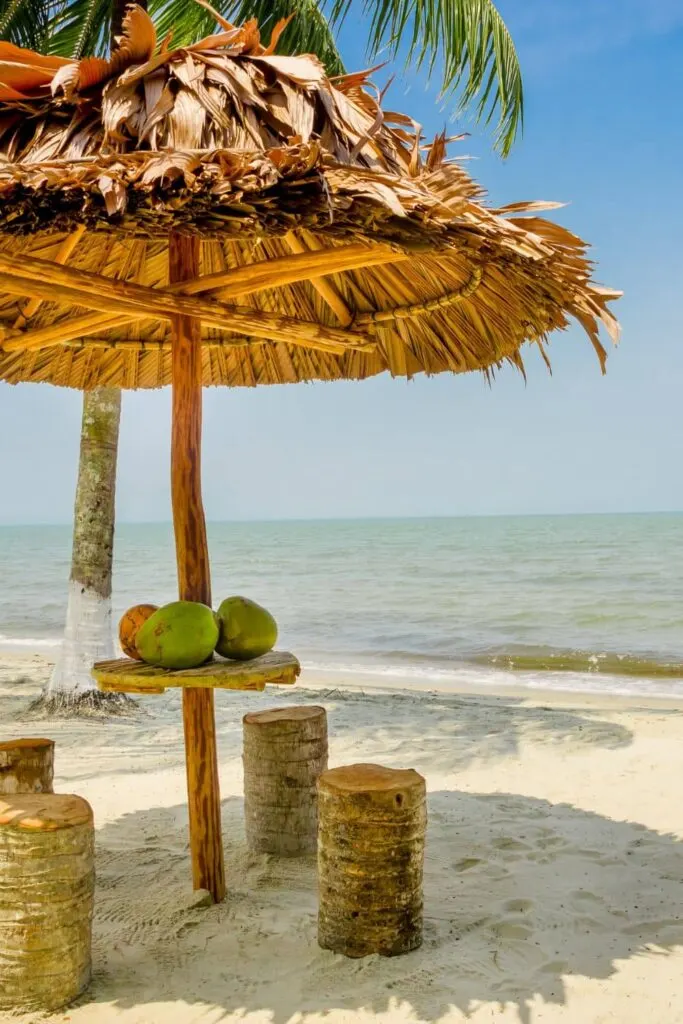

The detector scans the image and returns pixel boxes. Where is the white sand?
[2,653,683,1024]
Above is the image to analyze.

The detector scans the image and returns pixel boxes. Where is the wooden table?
[92,648,301,902]
[92,651,301,695]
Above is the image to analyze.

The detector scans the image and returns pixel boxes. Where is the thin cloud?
[497,0,683,75]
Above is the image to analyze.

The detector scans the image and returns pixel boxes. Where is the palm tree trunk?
[29,4,148,718]
[30,390,131,716]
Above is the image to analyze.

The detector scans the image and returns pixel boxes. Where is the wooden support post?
[0,738,54,795]
[169,232,226,904]
[243,706,328,855]
[317,763,426,957]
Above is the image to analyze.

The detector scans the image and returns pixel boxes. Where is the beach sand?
[2,653,683,1024]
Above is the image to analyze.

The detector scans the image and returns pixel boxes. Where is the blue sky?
[1,0,682,523]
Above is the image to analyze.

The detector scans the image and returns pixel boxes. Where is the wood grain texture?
[0,793,93,831]
[317,763,426,958]
[285,233,354,326]
[0,253,374,354]
[91,651,301,693]
[13,225,85,329]
[0,793,93,1012]
[2,242,404,353]
[0,739,54,796]
[243,705,327,856]
[96,679,166,695]
[170,234,210,609]
[170,232,225,905]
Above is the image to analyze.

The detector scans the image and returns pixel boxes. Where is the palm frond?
[39,0,521,153]
[0,0,52,49]
[0,13,618,392]
[46,0,113,56]
[147,0,344,76]
[330,0,523,156]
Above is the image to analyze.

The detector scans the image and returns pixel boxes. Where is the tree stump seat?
[317,763,427,958]
[0,793,94,1012]
[243,705,328,855]
[0,738,54,795]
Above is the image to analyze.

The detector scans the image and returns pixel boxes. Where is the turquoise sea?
[1,513,683,698]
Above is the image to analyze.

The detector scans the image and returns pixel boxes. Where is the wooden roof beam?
[284,231,354,327]
[13,226,86,329]
[0,242,405,353]
[0,251,375,356]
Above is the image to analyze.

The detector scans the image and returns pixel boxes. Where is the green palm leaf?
[13,0,522,156]
[330,0,523,155]
[0,0,52,48]
[148,0,522,155]
[147,0,344,76]
[46,0,112,57]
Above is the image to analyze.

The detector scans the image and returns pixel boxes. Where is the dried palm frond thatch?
[0,6,620,390]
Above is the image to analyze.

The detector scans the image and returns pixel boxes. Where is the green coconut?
[135,600,219,670]
[215,596,278,661]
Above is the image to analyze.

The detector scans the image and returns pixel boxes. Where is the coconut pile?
[118,597,278,669]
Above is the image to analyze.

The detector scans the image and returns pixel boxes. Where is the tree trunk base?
[318,763,427,958]
[25,690,138,720]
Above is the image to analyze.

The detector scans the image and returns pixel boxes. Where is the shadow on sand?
[287,686,636,775]
[8,672,680,1021]
[69,786,683,1024]
[6,681,635,784]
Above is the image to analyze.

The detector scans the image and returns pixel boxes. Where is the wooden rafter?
[284,231,354,327]
[354,267,484,325]
[49,337,254,351]
[191,242,405,301]
[0,252,376,356]
[0,243,407,354]
[13,226,86,329]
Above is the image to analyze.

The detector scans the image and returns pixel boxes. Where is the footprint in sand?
[535,834,565,850]
[491,837,533,858]
[503,898,534,915]
[493,899,535,941]
[493,920,534,940]
[454,857,483,872]
[541,959,569,973]
[570,889,603,905]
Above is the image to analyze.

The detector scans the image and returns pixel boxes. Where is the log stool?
[318,763,426,958]
[0,738,54,795]
[243,705,328,855]
[0,794,94,1012]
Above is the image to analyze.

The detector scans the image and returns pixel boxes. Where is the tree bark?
[0,793,94,1012]
[170,231,226,904]
[37,389,123,714]
[28,0,144,719]
[0,738,54,795]
[243,706,328,855]
[317,763,426,958]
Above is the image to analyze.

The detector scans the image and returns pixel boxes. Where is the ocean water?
[1,513,683,698]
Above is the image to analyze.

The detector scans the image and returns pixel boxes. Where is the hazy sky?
[1,0,682,524]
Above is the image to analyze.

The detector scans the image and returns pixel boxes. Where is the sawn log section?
[92,651,301,695]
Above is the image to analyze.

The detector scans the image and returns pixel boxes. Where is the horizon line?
[1,509,682,528]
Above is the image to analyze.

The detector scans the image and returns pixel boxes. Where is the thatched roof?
[0,6,620,390]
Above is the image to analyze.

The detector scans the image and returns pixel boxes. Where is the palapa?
[0,6,620,904]
[0,6,619,389]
